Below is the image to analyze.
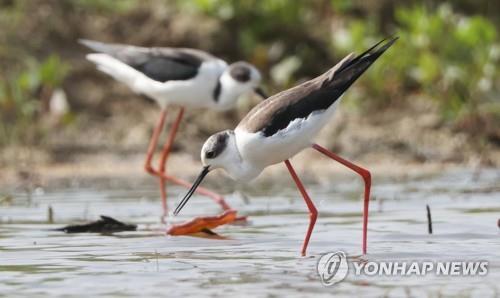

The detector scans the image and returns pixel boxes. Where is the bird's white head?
[200,130,239,172]
[217,61,265,109]
[173,130,241,216]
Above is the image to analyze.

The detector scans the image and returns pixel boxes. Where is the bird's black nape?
[173,166,210,216]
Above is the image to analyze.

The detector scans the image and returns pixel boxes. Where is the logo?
[317,251,349,286]
[315,251,488,286]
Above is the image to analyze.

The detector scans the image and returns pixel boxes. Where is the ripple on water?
[0,168,499,297]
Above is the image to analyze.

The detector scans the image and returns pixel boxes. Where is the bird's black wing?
[238,37,397,137]
[131,54,200,82]
[80,39,215,82]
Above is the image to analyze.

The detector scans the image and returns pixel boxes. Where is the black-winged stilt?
[80,39,266,220]
[174,37,398,255]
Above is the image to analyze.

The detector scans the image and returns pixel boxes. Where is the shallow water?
[1,169,499,297]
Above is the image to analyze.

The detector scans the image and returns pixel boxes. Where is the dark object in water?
[55,216,137,233]
[200,228,218,235]
[426,205,433,234]
[191,228,227,239]
[167,210,236,236]
[47,205,54,224]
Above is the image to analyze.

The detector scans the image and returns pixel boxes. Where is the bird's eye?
[206,151,215,159]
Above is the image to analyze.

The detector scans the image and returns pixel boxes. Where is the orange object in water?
[167,210,237,236]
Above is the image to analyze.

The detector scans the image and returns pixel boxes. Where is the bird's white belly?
[236,101,339,170]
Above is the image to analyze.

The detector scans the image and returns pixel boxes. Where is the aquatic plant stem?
[426,205,433,234]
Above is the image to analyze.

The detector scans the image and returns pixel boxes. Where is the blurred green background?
[0,0,499,173]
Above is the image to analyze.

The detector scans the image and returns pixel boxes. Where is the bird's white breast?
[235,101,339,169]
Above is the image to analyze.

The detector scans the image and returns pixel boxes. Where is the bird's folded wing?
[79,39,214,82]
[237,37,397,137]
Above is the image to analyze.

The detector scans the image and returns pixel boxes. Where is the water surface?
[1,169,499,297]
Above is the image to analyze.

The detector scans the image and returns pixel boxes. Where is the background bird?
[80,39,266,220]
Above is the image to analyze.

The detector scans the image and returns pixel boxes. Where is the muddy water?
[1,169,499,297]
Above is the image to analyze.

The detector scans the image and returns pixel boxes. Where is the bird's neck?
[215,73,244,110]
[223,135,262,181]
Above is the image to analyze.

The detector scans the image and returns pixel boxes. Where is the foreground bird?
[174,37,398,256]
[80,39,266,220]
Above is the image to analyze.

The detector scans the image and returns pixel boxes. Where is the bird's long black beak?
[254,87,268,100]
[173,166,210,216]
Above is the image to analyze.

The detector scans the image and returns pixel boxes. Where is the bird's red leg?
[143,108,235,222]
[144,109,168,176]
[150,109,237,218]
[284,160,318,256]
[157,108,185,219]
[312,143,371,255]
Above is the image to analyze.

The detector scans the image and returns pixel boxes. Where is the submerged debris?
[185,228,227,240]
[55,215,137,233]
[167,210,237,236]
[0,194,13,206]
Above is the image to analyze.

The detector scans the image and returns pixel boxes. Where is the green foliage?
[179,0,309,22]
[1,0,498,149]
[176,0,333,75]
[179,1,498,122]
[333,4,499,120]
[71,0,139,13]
[181,0,500,120]
[0,55,69,145]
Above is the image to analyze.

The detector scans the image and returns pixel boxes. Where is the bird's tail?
[79,39,126,55]
[323,36,398,90]
[86,53,139,87]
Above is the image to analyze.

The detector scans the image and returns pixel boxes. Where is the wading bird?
[174,37,397,255]
[81,39,266,220]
